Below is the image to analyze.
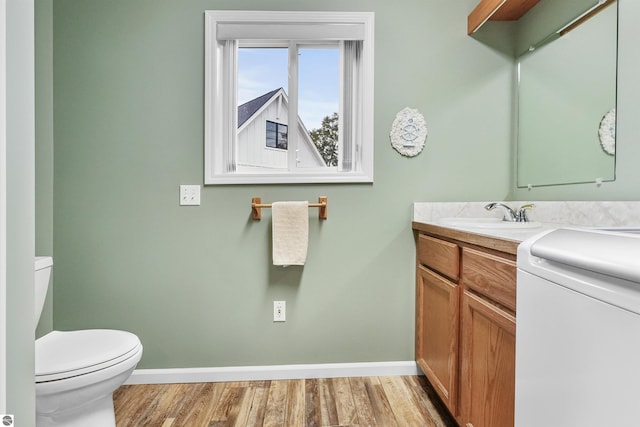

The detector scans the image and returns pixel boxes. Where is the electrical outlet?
[273,301,286,322]
[179,185,200,206]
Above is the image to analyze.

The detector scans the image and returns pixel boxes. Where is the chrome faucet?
[485,202,535,222]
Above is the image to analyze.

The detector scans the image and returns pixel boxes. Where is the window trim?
[204,10,374,185]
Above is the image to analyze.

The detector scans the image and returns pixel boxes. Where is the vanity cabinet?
[414,224,517,427]
[415,234,460,412]
[460,248,516,427]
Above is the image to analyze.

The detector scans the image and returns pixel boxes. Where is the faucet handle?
[517,204,535,222]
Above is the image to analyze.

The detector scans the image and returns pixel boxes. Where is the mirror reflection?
[516,1,617,188]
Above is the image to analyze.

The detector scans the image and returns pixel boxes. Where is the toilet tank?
[34,256,53,327]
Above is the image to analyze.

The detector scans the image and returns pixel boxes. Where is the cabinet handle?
[466,424,474,427]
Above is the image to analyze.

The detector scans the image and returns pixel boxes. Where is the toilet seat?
[36,329,142,383]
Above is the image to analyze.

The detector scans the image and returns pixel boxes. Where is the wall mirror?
[516,1,618,188]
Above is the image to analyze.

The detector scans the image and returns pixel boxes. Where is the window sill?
[204,171,373,185]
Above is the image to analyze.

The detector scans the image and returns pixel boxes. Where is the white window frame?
[204,10,374,185]
[0,0,6,411]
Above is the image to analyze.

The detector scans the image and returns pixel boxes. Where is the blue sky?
[237,47,339,131]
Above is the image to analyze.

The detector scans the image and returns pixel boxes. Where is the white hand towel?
[272,201,309,266]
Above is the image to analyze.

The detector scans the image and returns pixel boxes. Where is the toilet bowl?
[34,257,143,427]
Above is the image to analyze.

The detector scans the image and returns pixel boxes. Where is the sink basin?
[438,217,542,230]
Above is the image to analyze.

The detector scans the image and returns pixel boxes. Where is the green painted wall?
[51,0,514,369]
[6,0,36,422]
[42,0,640,374]
[36,0,54,339]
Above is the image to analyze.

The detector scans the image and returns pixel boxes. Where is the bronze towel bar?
[251,197,328,220]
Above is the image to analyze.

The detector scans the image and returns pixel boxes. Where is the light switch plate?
[179,185,201,206]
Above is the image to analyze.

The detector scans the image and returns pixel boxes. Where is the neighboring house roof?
[236,88,326,168]
[237,88,281,128]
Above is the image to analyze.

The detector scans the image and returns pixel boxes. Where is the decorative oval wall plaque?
[598,108,615,156]
[390,107,427,157]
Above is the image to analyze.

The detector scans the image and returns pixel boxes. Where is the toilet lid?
[35,329,142,383]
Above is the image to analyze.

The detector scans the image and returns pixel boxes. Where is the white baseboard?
[125,361,419,385]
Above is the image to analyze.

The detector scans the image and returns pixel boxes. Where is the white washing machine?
[516,227,640,427]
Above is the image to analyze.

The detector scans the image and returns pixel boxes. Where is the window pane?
[237,48,288,105]
[265,121,287,150]
[237,48,288,171]
[277,123,288,150]
[298,46,340,168]
[266,121,277,148]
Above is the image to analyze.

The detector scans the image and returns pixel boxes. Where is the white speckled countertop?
[413,201,640,243]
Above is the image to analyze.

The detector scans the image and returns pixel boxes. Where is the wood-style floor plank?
[114,376,457,427]
[318,378,339,426]
[404,376,453,427]
[332,377,358,425]
[361,377,399,427]
[168,383,214,426]
[113,384,152,427]
[379,376,429,426]
[348,377,378,427]
[210,382,246,426]
[243,381,271,426]
[185,382,226,426]
[262,379,288,426]
[284,379,305,426]
[229,382,258,427]
[304,379,321,427]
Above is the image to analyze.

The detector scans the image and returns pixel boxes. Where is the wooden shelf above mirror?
[468,0,542,35]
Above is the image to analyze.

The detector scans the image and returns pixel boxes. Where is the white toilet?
[34,257,143,427]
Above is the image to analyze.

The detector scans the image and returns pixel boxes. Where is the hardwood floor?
[113,375,457,427]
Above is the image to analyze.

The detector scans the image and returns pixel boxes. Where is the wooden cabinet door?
[416,265,460,414]
[460,290,515,427]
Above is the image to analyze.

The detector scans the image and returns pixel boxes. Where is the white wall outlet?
[273,301,286,322]
[179,185,200,206]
